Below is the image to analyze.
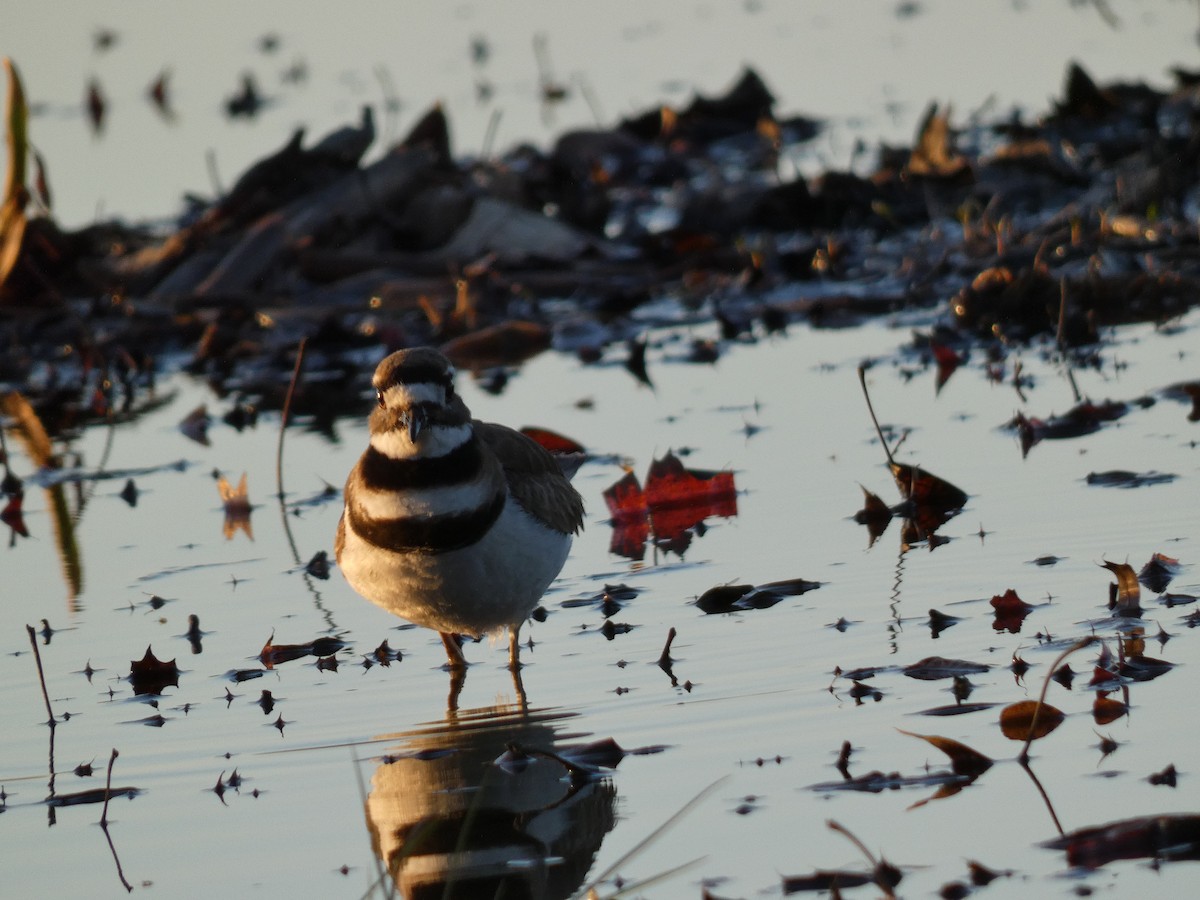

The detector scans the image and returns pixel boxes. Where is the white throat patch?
[371,423,472,460]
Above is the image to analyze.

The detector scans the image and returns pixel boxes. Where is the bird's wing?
[474,421,585,535]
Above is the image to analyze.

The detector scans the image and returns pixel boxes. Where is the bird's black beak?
[400,405,429,444]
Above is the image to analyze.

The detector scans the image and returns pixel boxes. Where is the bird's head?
[369,348,469,452]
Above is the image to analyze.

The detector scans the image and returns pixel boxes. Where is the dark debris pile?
[3,61,1200,436]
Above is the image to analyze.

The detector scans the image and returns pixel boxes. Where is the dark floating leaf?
[1162,592,1197,608]
[128,646,180,695]
[918,702,999,717]
[1139,552,1180,594]
[1086,470,1176,488]
[889,461,968,511]
[782,870,872,893]
[259,632,346,668]
[305,550,331,579]
[852,484,892,546]
[991,588,1034,633]
[119,478,139,507]
[1009,400,1127,457]
[902,656,989,681]
[1149,764,1178,788]
[928,608,959,638]
[48,786,140,807]
[1043,814,1200,867]
[696,577,820,614]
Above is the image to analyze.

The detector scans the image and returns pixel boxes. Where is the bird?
[336,347,584,678]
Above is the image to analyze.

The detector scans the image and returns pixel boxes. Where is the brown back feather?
[474,421,585,535]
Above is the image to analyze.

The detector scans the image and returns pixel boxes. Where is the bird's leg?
[507,625,522,671]
[446,666,466,712]
[440,632,468,669]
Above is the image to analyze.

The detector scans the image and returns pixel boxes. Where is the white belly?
[337,500,571,637]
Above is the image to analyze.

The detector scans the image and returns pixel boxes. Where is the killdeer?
[336,347,584,673]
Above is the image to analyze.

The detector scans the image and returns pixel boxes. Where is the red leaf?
[129,646,180,695]
[520,426,585,455]
[990,589,1033,633]
[602,470,646,522]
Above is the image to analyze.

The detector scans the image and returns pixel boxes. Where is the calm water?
[5,2,1200,898]
[3,309,1199,898]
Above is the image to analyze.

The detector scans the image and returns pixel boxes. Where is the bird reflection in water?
[365,704,618,899]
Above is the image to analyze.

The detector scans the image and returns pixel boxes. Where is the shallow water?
[6,3,1200,898]
[2,306,1199,898]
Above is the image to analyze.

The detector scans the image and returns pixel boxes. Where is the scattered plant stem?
[25,623,56,727]
[1020,636,1098,764]
[657,627,676,669]
[827,819,897,899]
[99,748,118,827]
[275,337,307,502]
[857,365,896,467]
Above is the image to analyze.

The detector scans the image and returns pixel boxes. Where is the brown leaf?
[897,729,993,776]
[890,462,968,511]
[999,699,1065,741]
[1101,559,1141,615]
[1093,691,1127,725]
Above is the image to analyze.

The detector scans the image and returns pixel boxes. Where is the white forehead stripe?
[370,424,471,460]
[377,381,445,407]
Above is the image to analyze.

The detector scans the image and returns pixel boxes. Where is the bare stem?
[25,624,56,728]
[857,365,896,468]
[1019,636,1097,764]
[275,337,307,502]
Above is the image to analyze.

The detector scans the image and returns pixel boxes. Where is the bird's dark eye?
[376,389,385,408]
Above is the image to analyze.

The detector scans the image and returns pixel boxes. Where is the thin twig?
[857,365,896,468]
[275,338,307,502]
[1019,636,1097,764]
[100,748,118,827]
[26,624,56,727]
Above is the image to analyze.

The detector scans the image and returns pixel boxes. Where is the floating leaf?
[897,729,993,776]
[1101,560,1141,616]
[260,632,346,668]
[218,472,253,540]
[990,588,1034,633]
[1093,691,1127,725]
[1086,470,1176,488]
[890,462,968,511]
[903,656,989,680]
[999,699,1064,741]
[1139,553,1180,594]
[853,484,892,546]
[696,578,819,614]
[1043,814,1200,867]
[129,646,180,695]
